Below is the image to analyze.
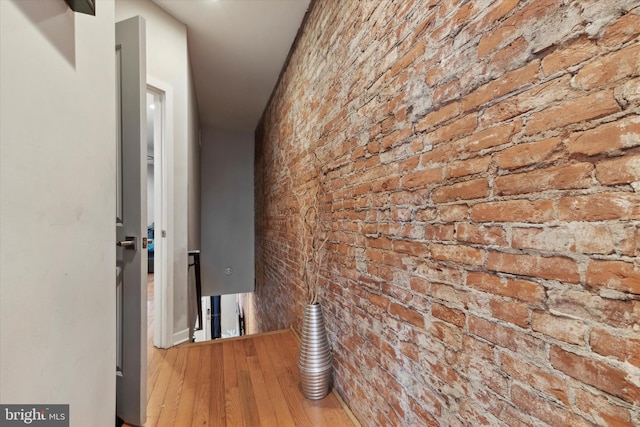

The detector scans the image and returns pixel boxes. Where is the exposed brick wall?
[254,0,640,425]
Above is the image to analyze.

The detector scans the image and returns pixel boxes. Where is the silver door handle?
[117,237,136,250]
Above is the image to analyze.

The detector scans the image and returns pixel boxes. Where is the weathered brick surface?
[254,1,640,425]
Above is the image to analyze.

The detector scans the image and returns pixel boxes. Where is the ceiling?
[152,0,311,131]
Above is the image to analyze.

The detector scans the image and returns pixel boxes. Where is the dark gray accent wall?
[200,128,254,296]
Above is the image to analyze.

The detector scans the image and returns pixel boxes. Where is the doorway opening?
[146,82,173,349]
[193,293,248,342]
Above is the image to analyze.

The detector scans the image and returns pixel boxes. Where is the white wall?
[116,0,200,338]
[0,1,116,425]
[200,129,255,296]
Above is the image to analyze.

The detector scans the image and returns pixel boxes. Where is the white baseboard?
[173,328,190,346]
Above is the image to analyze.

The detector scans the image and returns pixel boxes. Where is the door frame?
[147,78,174,349]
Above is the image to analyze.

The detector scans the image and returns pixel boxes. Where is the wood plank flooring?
[124,275,357,427]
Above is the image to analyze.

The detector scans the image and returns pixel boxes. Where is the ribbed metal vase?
[298,303,332,400]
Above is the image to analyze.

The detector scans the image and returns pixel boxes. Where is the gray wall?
[200,129,255,296]
[188,73,201,252]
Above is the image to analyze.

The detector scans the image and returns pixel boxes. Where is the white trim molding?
[173,328,190,346]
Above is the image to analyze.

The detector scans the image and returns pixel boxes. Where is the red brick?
[558,193,640,221]
[394,155,421,174]
[525,90,620,135]
[519,0,565,22]
[586,260,640,295]
[574,45,640,91]
[550,346,640,404]
[438,204,469,222]
[425,60,448,87]
[616,77,640,108]
[487,252,580,283]
[568,115,640,156]
[481,76,572,125]
[547,288,640,329]
[471,199,554,223]
[511,384,592,427]
[401,167,443,189]
[415,261,464,288]
[590,328,640,368]
[393,240,429,257]
[512,227,567,252]
[541,35,599,76]
[433,78,462,105]
[429,321,462,351]
[382,284,413,307]
[475,369,510,401]
[574,387,635,427]
[457,223,508,246]
[461,335,494,364]
[353,182,371,197]
[574,224,619,255]
[602,12,640,48]
[255,1,640,425]
[432,178,488,203]
[409,276,431,296]
[390,38,426,77]
[322,109,346,136]
[496,137,562,170]
[430,243,485,266]
[460,122,518,153]
[512,224,615,255]
[596,154,640,185]
[400,341,420,362]
[367,292,390,309]
[392,207,412,222]
[494,163,594,196]
[489,37,529,72]
[431,1,475,42]
[430,283,469,306]
[478,0,519,29]
[351,145,366,160]
[380,126,413,150]
[415,102,461,132]
[424,224,454,241]
[408,5,438,41]
[445,156,491,179]
[389,302,425,329]
[531,311,587,345]
[432,303,465,328]
[367,236,393,250]
[420,121,521,166]
[409,397,439,426]
[469,316,546,359]
[466,272,546,304]
[422,113,478,146]
[418,142,449,166]
[621,225,640,257]
[477,24,518,57]
[460,401,494,426]
[500,352,569,404]
[485,395,537,427]
[490,299,530,328]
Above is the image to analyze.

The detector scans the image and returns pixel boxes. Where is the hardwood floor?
[125,275,357,427]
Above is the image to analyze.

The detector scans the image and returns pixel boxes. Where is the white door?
[116,16,147,427]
